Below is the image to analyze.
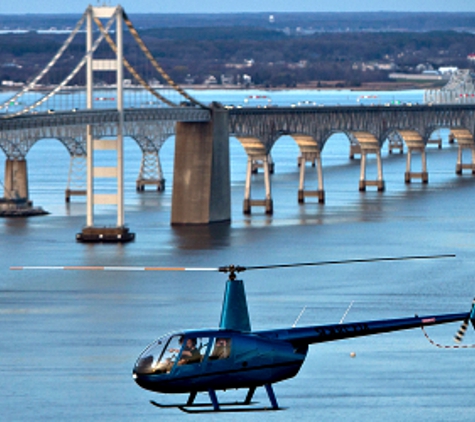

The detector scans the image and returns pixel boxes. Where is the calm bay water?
[2,89,475,421]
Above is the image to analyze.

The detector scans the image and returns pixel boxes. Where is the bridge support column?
[171,106,230,224]
[0,159,47,216]
[136,150,166,191]
[298,152,325,204]
[358,148,385,191]
[4,159,28,199]
[65,154,87,202]
[456,144,475,175]
[405,147,428,183]
[243,154,273,214]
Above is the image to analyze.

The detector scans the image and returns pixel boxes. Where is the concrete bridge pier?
[451,129,475,175]
[456,145,475,175]
[404,147,429,183]
[243,154,273,214]
[1,159,47,216]
[398,131,428,184]
[298,152,325,203]
[351,132,384,191]
[358,148,385,191]
[4,159,28,199]
[171,105,231,224]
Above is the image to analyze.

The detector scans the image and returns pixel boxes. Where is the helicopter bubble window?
[134,334,184,375]
[208,337,232,360]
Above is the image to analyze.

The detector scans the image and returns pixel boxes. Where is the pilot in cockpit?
[174,338,201,365]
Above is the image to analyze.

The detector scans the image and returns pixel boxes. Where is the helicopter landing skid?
[150,384,283,413]
[150,400,257,409]
[178,404,284,413]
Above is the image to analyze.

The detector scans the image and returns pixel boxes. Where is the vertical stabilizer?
[219,279,251,332]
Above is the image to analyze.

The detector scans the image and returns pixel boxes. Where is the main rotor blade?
[10,266,220,272]
[241,254,455,272]
[10,254,455,274]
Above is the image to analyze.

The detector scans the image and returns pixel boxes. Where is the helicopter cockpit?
[134,333,233,376]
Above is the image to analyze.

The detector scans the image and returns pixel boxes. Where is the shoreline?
[0,82,439,94]
[182,81,442,92]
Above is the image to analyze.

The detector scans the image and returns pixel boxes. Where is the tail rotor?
[454,297,475,343]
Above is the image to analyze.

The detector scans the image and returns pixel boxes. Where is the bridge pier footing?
[358,149,385,192]
[298,152,325,204]
[136,179,166,191]
[171,105,231,224]
[405,147,429,183]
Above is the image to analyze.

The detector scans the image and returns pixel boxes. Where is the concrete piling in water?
[171,105,231,224]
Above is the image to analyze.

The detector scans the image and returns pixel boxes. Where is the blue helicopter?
[11,254,475,413]
[129,255,475,413]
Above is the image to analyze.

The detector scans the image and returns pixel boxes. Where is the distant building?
[220,74,234,85]
[204,75,218,85]
[184,74,195,85]
[1,62,22,69]
[1,80,24,87]
[242,74,252,86]
[438,66,458,75]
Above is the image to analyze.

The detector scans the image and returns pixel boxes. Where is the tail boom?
[256,312,470,346]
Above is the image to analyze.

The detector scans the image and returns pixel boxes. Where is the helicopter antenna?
[339,301,354,324]
[292,306,307,328]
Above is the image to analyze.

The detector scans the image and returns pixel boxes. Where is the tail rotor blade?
[454,318,470,343]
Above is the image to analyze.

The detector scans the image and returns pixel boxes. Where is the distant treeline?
[1,11,475,32]
[1,17,475,88]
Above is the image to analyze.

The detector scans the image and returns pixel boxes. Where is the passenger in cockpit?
[210,338,231,360]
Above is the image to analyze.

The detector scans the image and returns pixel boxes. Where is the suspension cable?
[3,11,117,118]
[121,10,208,109]
[93,16,177,107]
[0,10,87,111]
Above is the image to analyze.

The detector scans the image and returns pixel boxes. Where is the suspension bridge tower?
[76,5,134,242]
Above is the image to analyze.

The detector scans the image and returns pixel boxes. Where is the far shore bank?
[182,81,441,91]
[0,81,441,94]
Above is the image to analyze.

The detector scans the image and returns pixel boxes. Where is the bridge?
[1,5,475,241]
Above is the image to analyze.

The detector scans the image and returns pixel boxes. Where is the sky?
[1,0,475,14]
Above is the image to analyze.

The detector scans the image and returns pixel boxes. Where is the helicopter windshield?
[134,334,184,375]
[134,334,214,374]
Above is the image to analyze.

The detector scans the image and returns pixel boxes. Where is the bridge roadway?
[1,103,475,223]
